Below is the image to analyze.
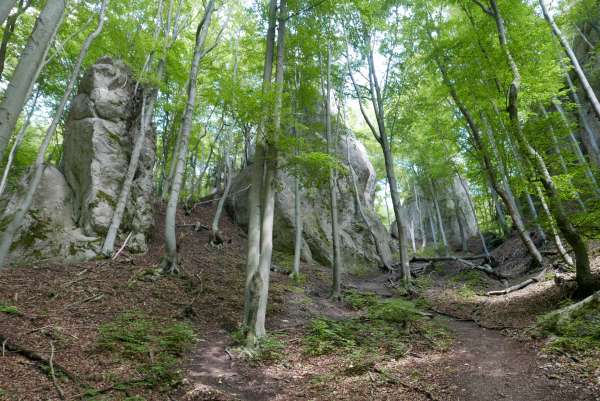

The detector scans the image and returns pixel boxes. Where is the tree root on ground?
[0,335,78,383]
[373,366,438,400]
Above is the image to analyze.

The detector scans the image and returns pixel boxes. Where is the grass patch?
[98,311,195,392]
[304,298,450,359]
[230,328,286,364]
[342,290,378,310]
[451,270,486,298]
[536,299,600,355]
[0,304,20,315]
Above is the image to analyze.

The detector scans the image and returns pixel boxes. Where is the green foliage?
[0,304,20,315]
[537,300,600,354]
[342,290,378,310]
[98,311,195,391]
[451,270,487,298]
[304,298,449,358]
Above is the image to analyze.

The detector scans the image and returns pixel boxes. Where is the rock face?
[63,57,155,251]
[227,131,394,272]
[395,176,479,252]
[1,57,155,265]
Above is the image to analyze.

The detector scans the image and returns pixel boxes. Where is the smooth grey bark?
[456,172,490,256]
[0,0,106,269]
[0,0,65,160]
[535,184,574,267]
[483,0,594,293]
[243,0,278,336]
[563,69,600,165]
[0,0,32,80]
[0,0,17,26]
[553,100,600,195]
[292,170,303,276]
[430,179,449,256]
[324,44,342,298]
[210,151,232,245]
[427,204,439,249]
[161,0,215,274]
[539,0,600,121]
[0,89,38,198]
[414,183,426,250]
[430,31,543,265]
[103,0,188,256]
[244,0,286,345]
[347,36,410,280]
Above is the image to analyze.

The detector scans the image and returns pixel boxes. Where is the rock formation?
[227,130,394,272]
[394,176,479,252]
[0,57,155,265]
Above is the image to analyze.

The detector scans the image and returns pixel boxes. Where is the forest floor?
[0,204,599,401]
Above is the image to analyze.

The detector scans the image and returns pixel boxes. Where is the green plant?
[343,290,378,310]
[537,301,600,354]
[0,304,20,315]
[367,299,423,324]
[98,311,195,391]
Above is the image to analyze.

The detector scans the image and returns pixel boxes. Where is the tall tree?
[161,0,216,274]
[0,0,65,160]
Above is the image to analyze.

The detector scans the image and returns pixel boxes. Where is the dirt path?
[418,317,595,401]
[179,269,596,401]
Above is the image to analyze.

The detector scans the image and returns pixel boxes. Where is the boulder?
[227,131,394,272]
[1,57,155,265]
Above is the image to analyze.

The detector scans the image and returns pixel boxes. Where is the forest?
[0,0,600,399]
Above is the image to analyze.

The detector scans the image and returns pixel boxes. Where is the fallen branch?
[49,341,65,400]
[0,335,77,382]
[410,254,496,265]
[373,366,438,400]
[112,232,132,260]
[486,269,547,296]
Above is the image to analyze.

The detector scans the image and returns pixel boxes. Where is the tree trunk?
[0,89,38,198]
[434,60,543,264]
[0,0,65,160]
[210,151,233,246]
[243,0,285,346]
[430,179,449,256]
[414,183,426,250]
[563,68,600,166]
[0,0,106,269]
[325,44,342,298]
[161,0,215,274]
[428,204,439,249]
[539,0,600,121]
[535,184,574,266]
[0,0,32,80]
[456,172,490,256]
[0,0,17,26]
[553,100,600,195]
[488,0,595,293]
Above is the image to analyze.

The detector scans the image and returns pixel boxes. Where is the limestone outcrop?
[0,57,155,265]
[227,130,394,272]
[394,176,478,252]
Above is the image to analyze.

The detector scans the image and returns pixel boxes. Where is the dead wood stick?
[487,269,547,296]
[64,293,104,309]
[410,254,494,263]
[49,341,65,400]
[373,366,438,400]
[0,335,77,382]
[112,232,133,260]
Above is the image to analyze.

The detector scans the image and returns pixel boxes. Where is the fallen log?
[542,290,600,324]
[410,254,497,267]
[487,269,547,296]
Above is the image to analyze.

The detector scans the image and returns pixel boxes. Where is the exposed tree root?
[0,335,78,383]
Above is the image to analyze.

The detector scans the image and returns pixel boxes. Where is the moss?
[94,190,117,209]
[343,290,378,310]
[536,298,600,354]
[10,210,52,251]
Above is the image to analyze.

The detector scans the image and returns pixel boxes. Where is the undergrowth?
[230,327,286,364]
[305,298,451,359]
[536,299,600,355]
[0,304,20,315]
[96,311,195,393]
